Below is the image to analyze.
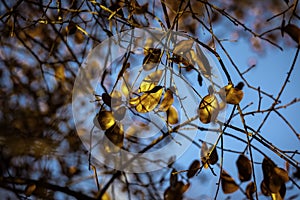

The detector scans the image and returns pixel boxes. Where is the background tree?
[0,0,299,199]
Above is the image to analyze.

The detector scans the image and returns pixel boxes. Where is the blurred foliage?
[0,0,299,199]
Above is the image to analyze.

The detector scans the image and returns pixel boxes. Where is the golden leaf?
[201,142,218,169]
[198,94,219,124]
[219,83,244,105]
[159,89,174,112]
[130,87,163,113]
[97,111,115,130]
[139,70,163,93]
[167,106,179,125]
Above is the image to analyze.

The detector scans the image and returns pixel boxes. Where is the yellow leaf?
[139,70,163,92]
[55,65,65,81]
[159,89,174,112]
[135,88,163,113]
[167,106,179,124]
[198,94,219,124]
[105,123,124,148]
[24,184,36,197]
[97,111,115,130]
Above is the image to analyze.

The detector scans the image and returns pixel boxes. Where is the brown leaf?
[187,160,200,178]
[261,180,271,196]
[198,94,219,124]
[97,111,115,130]
[284,24,300,44]
[102,93,112,107]
[274,167,289,183]
[24,183,36,197]
[221,170,239,194]
[170,169,178,187]
[143,48,162,70]
[167,106,179,125]
[105,123,124,148]
[236,154,252,182]
[246,182,256,200]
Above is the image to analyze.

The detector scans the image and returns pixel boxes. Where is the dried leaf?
[24,184,36,197]
[221,170,239,194]
[246,182,256,200]
[143,48,162,70]
[114,106,126,121]
[170,169,178,187]
[236,154,252,182]
[261,180,271,196]
[167,106,179,125]
[159,89,174,112]
[193,45,211,77]
[262,157,276,180]
[198,94,219,124]
[105,123,124,148]
[102,93,112,107]
[97,111,115,130]
[173,39,194,55]
[174,181,190,195]
[139,70,163,93]
[111,90,122,107]
[284,24,300,44]
[187,160,200,178]
[274,167,289,183]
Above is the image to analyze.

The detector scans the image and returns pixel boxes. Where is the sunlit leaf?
[24,183,36,197]
[135,89,163,112]
[143,48,162,70]
[187,160,200,178]
[198,94,219,124]
[220,83,244,105]
[246,182,256,200]
[105,123,124,148]
[173,39,194,55]
[159,89,174,112]
[97,111,115,130]
[167,106,179,125]
[221,170,239,194]
[236,154,252,182]
[114,106,126,121]
[284,24,300,44]
[139,70,163,92]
